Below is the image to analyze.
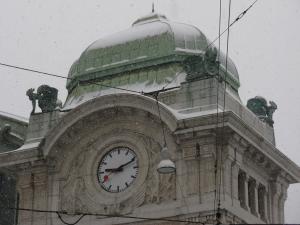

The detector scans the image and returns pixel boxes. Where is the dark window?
[258,185,266,220]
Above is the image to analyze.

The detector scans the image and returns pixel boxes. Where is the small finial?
[152,2,155,13]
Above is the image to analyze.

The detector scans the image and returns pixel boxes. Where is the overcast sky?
[0,0,299,223]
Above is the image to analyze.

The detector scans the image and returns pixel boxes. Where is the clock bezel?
[97,146,139,193]
[84,134,149,206]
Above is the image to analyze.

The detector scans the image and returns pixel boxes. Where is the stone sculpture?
[246,96,277,126]
[26,85,62,114]
[184,47,219,81]
[203,47,218,75]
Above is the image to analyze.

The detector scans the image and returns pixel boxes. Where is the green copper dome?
[66,13,240,105]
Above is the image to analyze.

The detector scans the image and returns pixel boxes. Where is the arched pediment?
[41,93,178,214]
[43,93,178,158]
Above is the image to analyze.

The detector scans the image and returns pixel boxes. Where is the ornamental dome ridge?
[67,12,240,93]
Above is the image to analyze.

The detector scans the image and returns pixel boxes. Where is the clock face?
[97,147,139,193]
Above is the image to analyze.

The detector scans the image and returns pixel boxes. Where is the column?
[248,178,258,216]
[231,163,240,203]
[270,181,281,223]
[238,171,249,210]
[278,185,287,223]
[264,190,269,223]
[258,184,267,221]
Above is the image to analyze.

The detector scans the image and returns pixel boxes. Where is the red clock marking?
[103,175,109,182]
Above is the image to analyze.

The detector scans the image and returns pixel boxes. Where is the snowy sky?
[0,0,299,223]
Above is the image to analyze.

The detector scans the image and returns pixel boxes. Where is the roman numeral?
[131,175,136,178]
[125,182,129,187]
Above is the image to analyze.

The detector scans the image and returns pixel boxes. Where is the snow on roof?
[87,21,170,51]
[63,72,186,110]
[0,111,29,123]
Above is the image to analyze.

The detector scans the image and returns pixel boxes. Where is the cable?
[0,1,258,95]
[0,62,70,80]
[5,207,203,224]
[154,92,167,146]
[206,0,258,50]
[216,1,233,224]
[214,0,222,220]
[0,62,142,95]
[163,0,259,89]
[57,213,86,225]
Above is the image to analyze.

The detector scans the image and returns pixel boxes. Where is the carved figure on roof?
[183,55,204,81]
[204,47,218,76]
[26,85,62,114]
[26,88,38,114]
[184,47,219,81]
[246,96,277,127]
[0,124,24,148]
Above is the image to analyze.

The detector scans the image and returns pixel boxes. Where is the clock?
[97,147,139,193]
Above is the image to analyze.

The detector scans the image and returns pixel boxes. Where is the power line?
[0,62,143,95]
[0,1,258,95]
[216,0,233,224]
[5,207,204,224]
[214,0,223,220]
[163,0,259,89]
[206,0,258,50]
[0,62,69,80]
[57,212,86,225]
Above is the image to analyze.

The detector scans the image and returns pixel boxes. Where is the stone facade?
[0,112,28,225]
[0,13,300,225]
[0,79,299,224]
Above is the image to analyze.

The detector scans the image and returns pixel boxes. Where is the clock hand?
[117,157,136,170]
[105,168,123,172]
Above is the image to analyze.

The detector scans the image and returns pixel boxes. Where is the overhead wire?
[215,0,233,224]
[214,0,222,220]
[57,213,86,225]
[0,0,258,97]
[0,62,142,95]
[163,0,259,89]
[0,1,258,224]
[206,0,258,50]
[4,207,204,224]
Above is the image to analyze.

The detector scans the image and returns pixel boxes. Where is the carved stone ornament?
[26,85,62,114]
[142,136,176,204]
[246,96,277,126]
[50,105,178,215]
[0,124,24,147]
[184,47,218,81]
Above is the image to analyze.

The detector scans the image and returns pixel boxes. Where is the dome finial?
[152,2,155,13]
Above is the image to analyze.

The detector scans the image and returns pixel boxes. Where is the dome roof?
[67,13,240,92]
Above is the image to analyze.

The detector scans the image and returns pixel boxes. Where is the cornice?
[175,111,300,183]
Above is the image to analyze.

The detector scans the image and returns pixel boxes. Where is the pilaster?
[270,181,281,223]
